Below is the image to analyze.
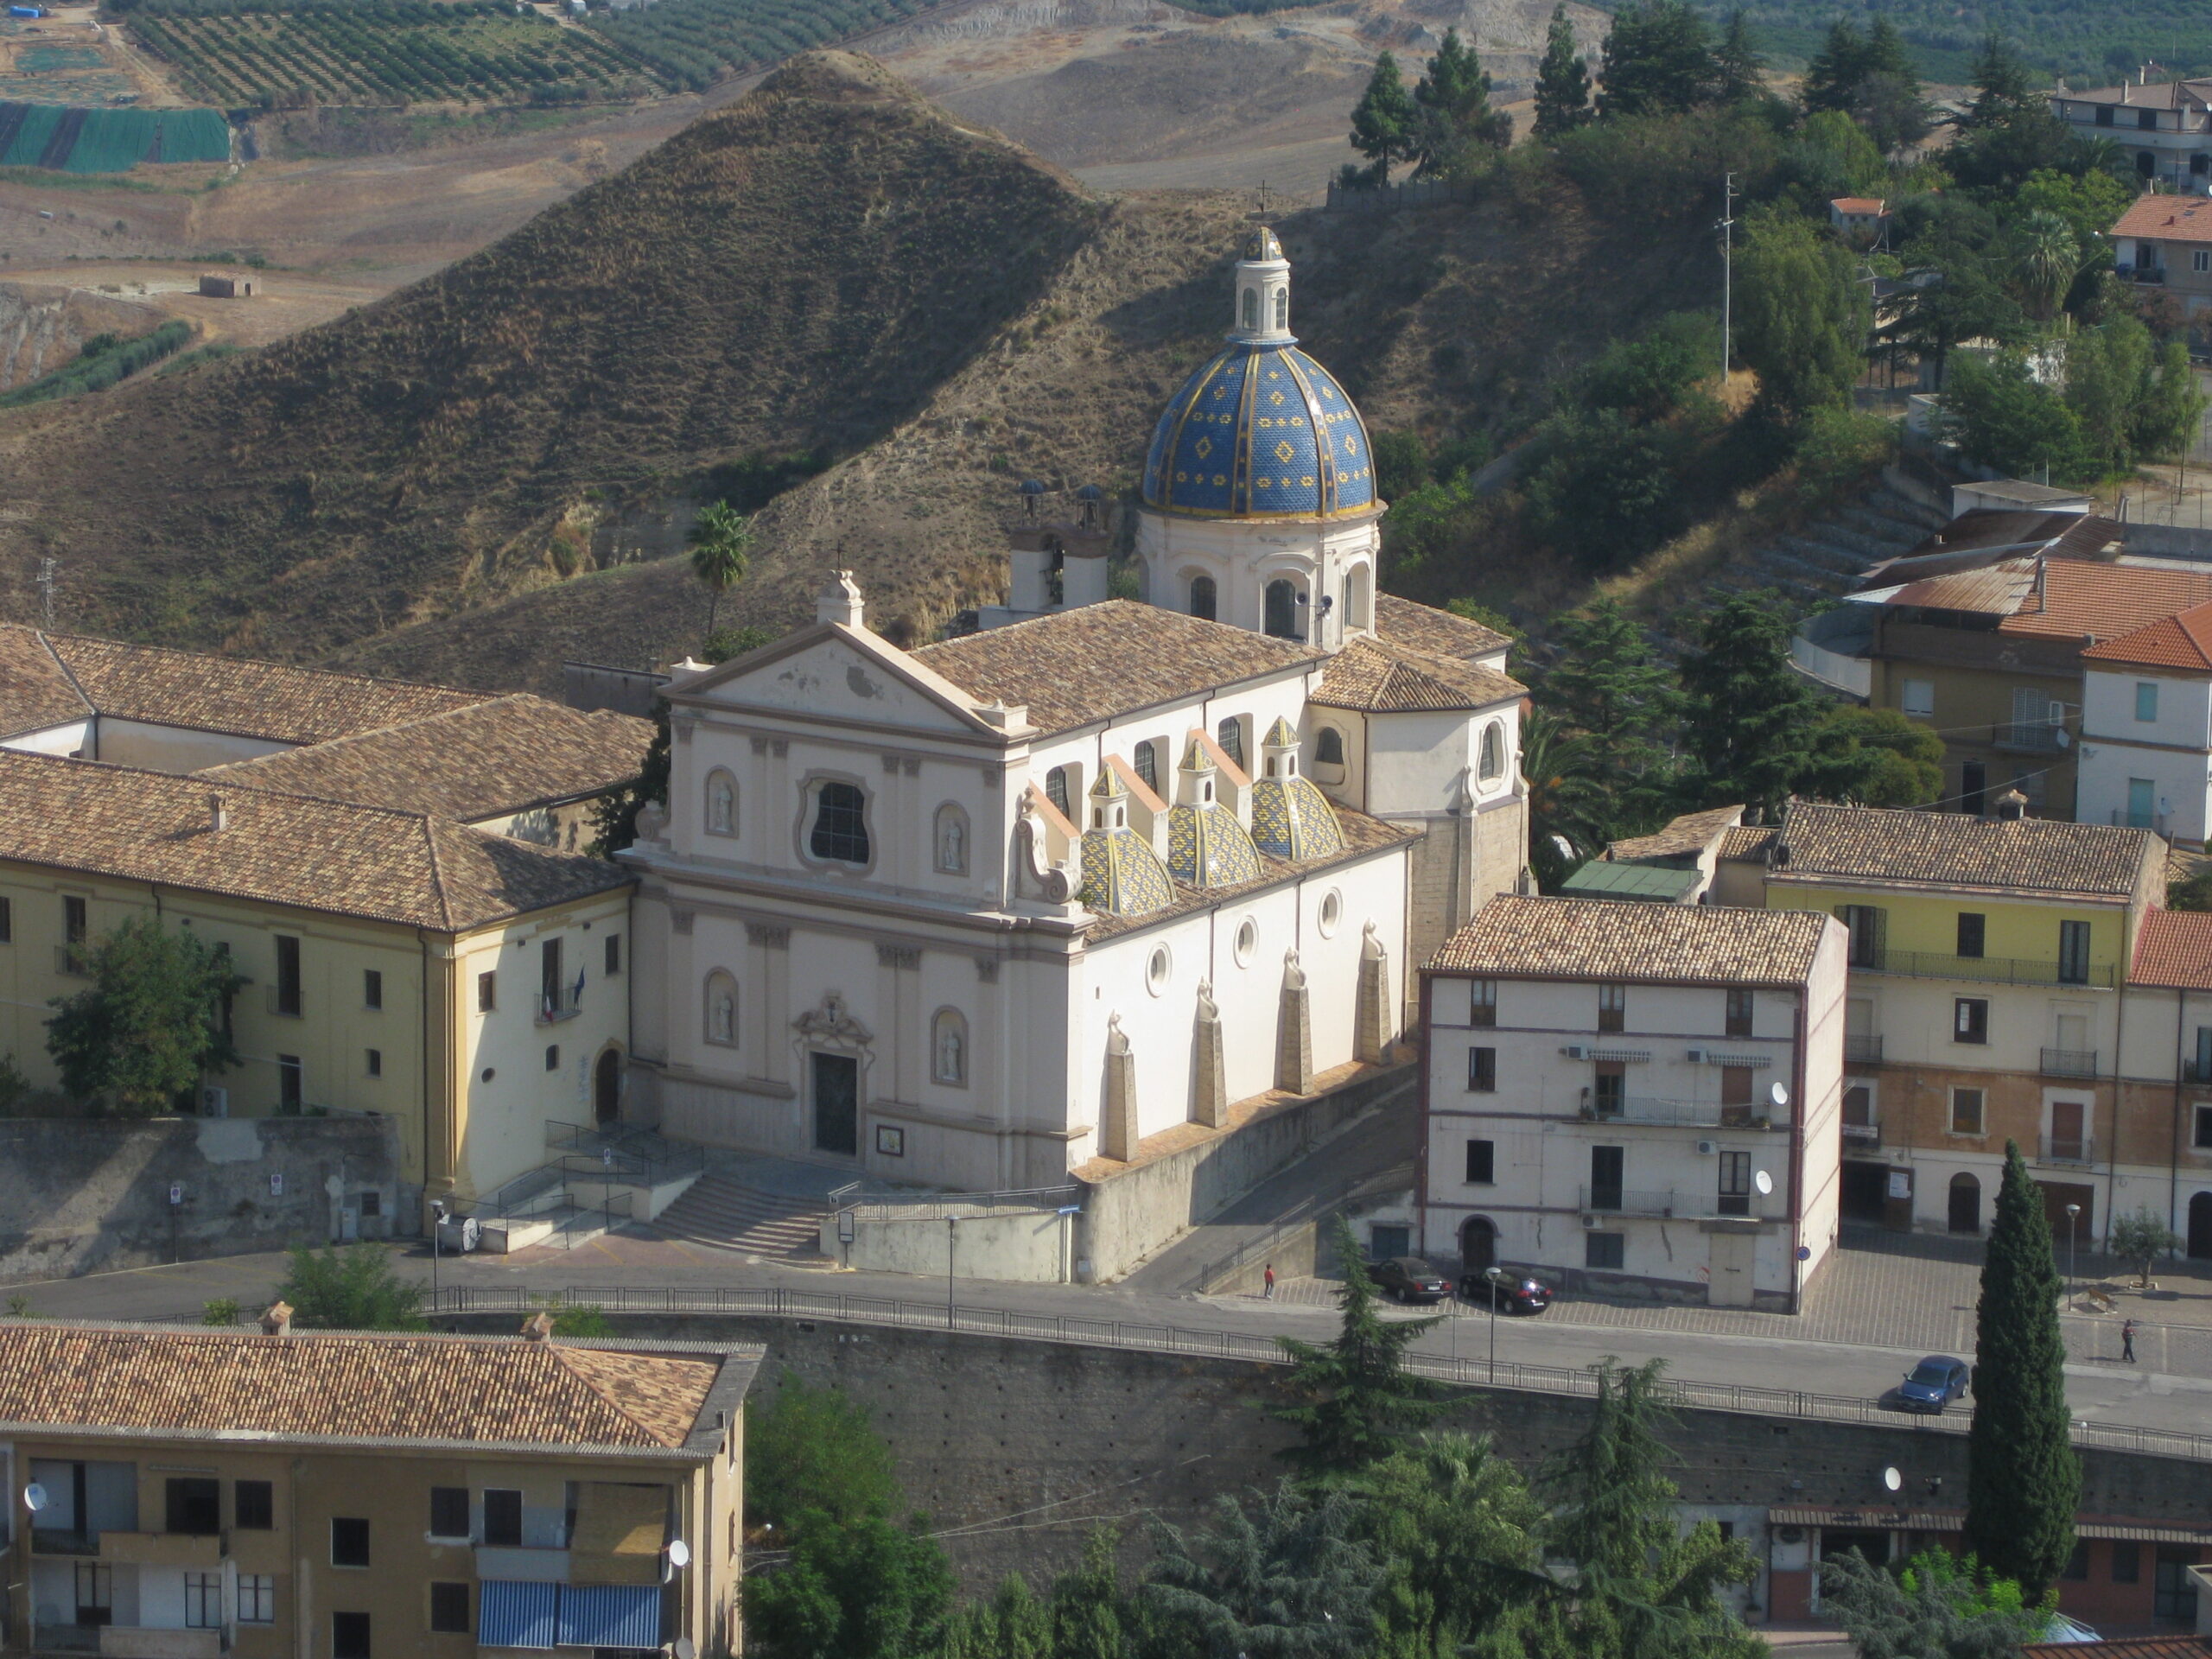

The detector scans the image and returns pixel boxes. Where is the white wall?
[1134,510,1382,652]
[95,719,294,773]
[0,719,90,758]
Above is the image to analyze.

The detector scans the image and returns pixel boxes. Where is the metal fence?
[423,1284,2212,1466]
[826,1184,1081,1222]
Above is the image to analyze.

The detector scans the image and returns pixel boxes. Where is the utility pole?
[1719,172,1738,379]
[35,556,57,629]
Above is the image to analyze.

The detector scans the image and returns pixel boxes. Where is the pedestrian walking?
[2122,1318,2137,1363]
[1263,1263,1275,1300]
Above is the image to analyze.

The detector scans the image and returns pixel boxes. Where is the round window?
[1318,890,1343,938]
[1147,946,1172,995]
[1234,918,1258,966]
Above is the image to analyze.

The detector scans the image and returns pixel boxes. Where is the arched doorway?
[1460,1217,1497,1274]
[1263,579,1299,640]
[594,1047,622,1127]
[1948,1173,1981,1235]
[2190,1192,2212,1260]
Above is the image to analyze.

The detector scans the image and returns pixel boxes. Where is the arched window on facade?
[1272,287,1288,330]
[703,971,738,1048]
[810,781,871,865]
[1217,717,1245,771]
[1241,287,1259,330]
[1315,727,1346,766]
[1134,741,1159,791]
[1345,563,1373,630]
[1478,721,1506,783]
[1045,766,1072,817]
[1263,579,1299,640]
[933,804,969,874]
[1190,575,1217,620]
[931,1007,968,1086]
[704,768,737,837]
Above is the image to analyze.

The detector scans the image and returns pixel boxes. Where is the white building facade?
[620,232,1530,1212]
[2076,604,2212,847]
[1420,896,1847,1312]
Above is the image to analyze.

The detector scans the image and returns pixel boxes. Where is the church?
[619,229,1530,1195]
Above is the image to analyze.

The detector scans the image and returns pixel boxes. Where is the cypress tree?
[1963,1141,2081,1598]
[1533,3,1592,137]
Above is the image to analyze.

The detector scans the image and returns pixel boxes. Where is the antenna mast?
[35,556,57,630]
[1719,171,1738,379]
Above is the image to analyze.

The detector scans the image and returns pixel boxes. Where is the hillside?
[0,50,1097,658]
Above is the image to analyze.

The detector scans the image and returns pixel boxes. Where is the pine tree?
[1272,1215,1447,1472]
[1675,591,1822,820]
[1349,51,1418,182]
[1711,9,1764,102]
[1799,20,1867,114]
[1964,1142,2081,1599]
[1048,1528,1128,1659]
[1533,4,1592,137]
[1544,597,1681,771]
[1962,30,2036,130]
[1410,29,1511,176]
[1597,0,1715,118]
[1861,16,1916,86]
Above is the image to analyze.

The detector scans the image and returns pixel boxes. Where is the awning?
[569,1484,667,1587]
[557,1585,664,1650]
[480,1581,559,1650]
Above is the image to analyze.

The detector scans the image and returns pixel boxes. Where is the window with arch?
[809,781,871,865]
[1315,726,1346,767]
[1045,766,1072,817]
[704,768,738,837]
[1216,717,1245,771]
[1190,575,1217,620]
[1263,579,1300,640]
[1134,741,1159,791]
[1478,721,1506,783]
[931,1008,968,1087]
[933,803,969,874]
[703,971,738,1048]
[1345,563,1373,630]
[1241,287,1259,330]
[1272,288,1287,330]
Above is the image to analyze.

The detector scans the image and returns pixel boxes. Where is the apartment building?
[0,1314,760,1659]
[1725,801,2165,1239]
[2117,908,2212,1259]
[2077,602,2212,846]
[1418,895,1847,1311]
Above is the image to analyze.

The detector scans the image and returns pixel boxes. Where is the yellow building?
[0,1313,760,1659]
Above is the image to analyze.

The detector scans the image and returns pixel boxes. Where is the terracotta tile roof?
[1830,196,1886,214]
[0,628,94,739]
[200,696,652,823]
[2113,194,2212,245]
[9,627,489,746]
[2081,601,2212,671]
[2131,907,2212,990]
[1084,803,1418,941]
[1372,594,1510,660]
[2001,557,2212,642]
[1771,801,2154,900]
[0,749,629,931]
[1427,894,1833,986]
[2021,1640,2212,1659]
[1607,804,1744,864]
[914,602,1320,737]
[1310,639,1523,713]
[0,1323,731,1452]
[1719,825,1779,861]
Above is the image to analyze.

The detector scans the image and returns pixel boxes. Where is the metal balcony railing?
[1844,1033,1884,1065]
[1580,1095,1764,1129]
[1841,1117,1881,1144]
[2041,1048,2099,1078]
[1993,721,2065,753]
[536,988,582,1026]
[1580,1186,1676,1217]
[1857,950,2112,988]
[2039,1133,2096,1166]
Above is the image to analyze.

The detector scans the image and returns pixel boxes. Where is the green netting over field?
[0,102,227,168]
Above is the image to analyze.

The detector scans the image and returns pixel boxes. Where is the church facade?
[620,231,1530,1196]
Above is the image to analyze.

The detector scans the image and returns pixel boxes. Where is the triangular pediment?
[671,624,1007,738]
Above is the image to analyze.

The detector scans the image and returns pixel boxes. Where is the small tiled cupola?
[1167,735,1261,888]
[1078,768,1173,917]
[1250,718,1345,860]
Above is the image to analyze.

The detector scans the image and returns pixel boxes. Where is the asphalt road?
[9,1238,2202,1446]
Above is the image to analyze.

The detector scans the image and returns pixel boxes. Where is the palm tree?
[1519,708,1610,889]
[686,501,754,645]
[2016,210,2084,322]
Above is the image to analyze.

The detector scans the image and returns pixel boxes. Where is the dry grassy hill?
[0,48,1725,693]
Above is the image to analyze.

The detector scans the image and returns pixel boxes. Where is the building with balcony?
[2050,81,2211,193]
[2109,194,2212,343]
[0,1312,760,1659]
[1725,800,2165,1240]
[1417,894,1847,1311]
[2076,601,2212,847]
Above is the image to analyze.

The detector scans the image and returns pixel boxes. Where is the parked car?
[1459,1272,1554,1315]
[1368,1257,1451,1303]
[1897,1355,1970,1413]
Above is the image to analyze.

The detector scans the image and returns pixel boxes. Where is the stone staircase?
[650,1174,831,1259]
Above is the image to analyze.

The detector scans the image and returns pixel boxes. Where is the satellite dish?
[2055,729,2071,750]
[1768,1081,1789,1109]
[1883,1466,1903,1493]
[674,1642,696,1659]
[22,1483,46,1514]
[665,1538,691,1569]
[1754,1170,1774,1196]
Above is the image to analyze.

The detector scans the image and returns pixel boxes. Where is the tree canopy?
[1349,52,1419,182]
[46,915,246,1116]
[1533,4,1592,136]
[1597,0,1715,118]
[1271,1215,1446,1471]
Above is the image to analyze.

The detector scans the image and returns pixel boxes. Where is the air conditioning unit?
[1685,1047,1707,1064]
[1562,1044,1589,1060]
[199,1085,229,1118]
[1694,1139,1718,1156]
[1580,1214,1599,1229]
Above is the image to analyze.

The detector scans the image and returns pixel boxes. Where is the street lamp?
[429,1198,448,1311]
[946,1215,957,1332]
[2065,1203,2082,1303]
[1484,1266,1505,1383]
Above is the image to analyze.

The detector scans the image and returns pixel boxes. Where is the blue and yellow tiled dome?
[1079,769,1175,918]
[1140,230,1376,522]
[1251,717,1347,861]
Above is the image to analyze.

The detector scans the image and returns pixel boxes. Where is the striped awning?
[557,1584,664,1650]
[480,1581,559,1650]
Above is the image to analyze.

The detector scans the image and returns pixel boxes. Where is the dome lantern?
[1230,225,1293,346]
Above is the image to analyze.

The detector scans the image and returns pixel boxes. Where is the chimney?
[520,1311,555,1342]
[208,793,228,834]
[816,570,865,629]
[1993,788,2030,821]
[259,1300,293,1338]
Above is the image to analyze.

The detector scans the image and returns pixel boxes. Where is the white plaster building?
[1420,895,1847,1312]
[2076,603,2212,846]
[619,230,1530,1205]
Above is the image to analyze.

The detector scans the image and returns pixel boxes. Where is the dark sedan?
[1460,1273,1554,1316]
[1369,1257,1451,1303]
[1897,1355,1970,1413]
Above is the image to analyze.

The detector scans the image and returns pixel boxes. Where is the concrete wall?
[825,1205,1077,1281]
[1082,1061,1412,1281]
[0,1114,400,1281]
